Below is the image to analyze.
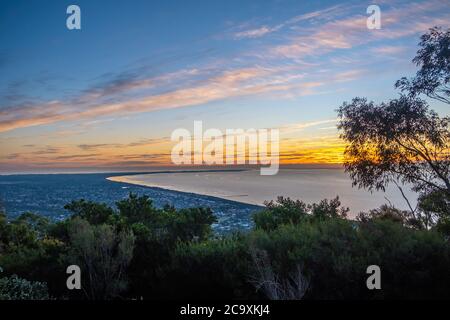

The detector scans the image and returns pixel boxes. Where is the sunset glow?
[1,0,449,172]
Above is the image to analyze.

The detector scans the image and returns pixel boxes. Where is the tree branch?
[393,180,416,216]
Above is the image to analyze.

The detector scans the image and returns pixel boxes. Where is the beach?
[107,168,417,217]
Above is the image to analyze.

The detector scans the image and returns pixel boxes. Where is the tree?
[396,27,450,105]
[0,212,40,251]
[357,204,413,226]
[253,196,348,231]
[338,97,449,192]
[337,27,450,227]
[116,193,159,225]
[337,96,449,224]
[66,217,135,299]
[65,199,115,225]
[249,248,309,300]
[13,212,50,238]
[165,207,217,242]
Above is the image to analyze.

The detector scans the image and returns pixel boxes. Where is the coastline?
[0,172,261,232]
[106,169,418,216]
[106,170,263,206]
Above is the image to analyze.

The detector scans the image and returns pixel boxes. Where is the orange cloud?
[0,67,325,133]
[1,119,346,169]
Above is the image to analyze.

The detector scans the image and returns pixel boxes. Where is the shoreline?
[106,169,418,216]
[106,171,263,206]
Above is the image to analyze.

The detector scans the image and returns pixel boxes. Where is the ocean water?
[0,172,260,233]
[110,169,418,217]
[0,169,418,232]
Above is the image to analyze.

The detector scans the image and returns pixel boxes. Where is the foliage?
[419,190,449,214]
[169,234,255,299]
[65,199,115,225]
[165,207,216,242]
[337,96,449,197]
[357,204,419,227]
[116,193,159,225]
[249,248,309,300]
[254,196,348,231]
[249,216,450,299]
[396,27,450,105]
[65,217,135,300]
[337,27,450,228]
[0,268,49,300]
[1,192,450,300]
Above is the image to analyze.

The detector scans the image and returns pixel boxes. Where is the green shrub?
[0,268,49,300]
[253,196,348,231]
[169,234,256,299]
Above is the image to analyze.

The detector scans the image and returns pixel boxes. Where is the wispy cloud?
[233,4,345,39]
[53,153,101,160]
[371,45,407,55]
[333,69,367,82]
[77,137,170,151]
[234,26,278,39]
[269,0,450,60]
[0,66,311,132]
[279,119,338,135]
[1,0,449,136]
[30,146,61,155]
[77,143,122,151]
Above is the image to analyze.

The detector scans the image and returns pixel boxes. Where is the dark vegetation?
[0,27,449,300]
[0,193,449,300]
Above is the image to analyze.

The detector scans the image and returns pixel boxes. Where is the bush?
[169,234,256,299]
[2,193,450,300]
[0,268,49,300]
[254,196,348,231]
[248,217,450,299]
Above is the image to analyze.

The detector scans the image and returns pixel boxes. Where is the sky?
[0,0,449,172]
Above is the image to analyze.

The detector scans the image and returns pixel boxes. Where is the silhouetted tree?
[396,27,450,105]
[337,27,450,227]
[337,97,449,193]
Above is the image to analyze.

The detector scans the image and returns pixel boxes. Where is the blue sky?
[0,0,449,171]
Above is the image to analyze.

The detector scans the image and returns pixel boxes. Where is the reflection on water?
[110,168,417,218]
